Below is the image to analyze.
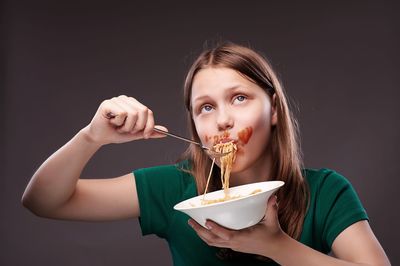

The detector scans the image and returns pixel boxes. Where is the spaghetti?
[201,141,238,205]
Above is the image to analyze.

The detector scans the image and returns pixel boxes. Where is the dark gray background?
[2,0,399,265]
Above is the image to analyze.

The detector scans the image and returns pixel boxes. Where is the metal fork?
[153,128,231,158]
[105,112,230,158]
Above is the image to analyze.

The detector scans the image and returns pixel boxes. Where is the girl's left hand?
[188,195,285,257]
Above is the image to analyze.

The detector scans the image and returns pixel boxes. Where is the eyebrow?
[192,85,244,104]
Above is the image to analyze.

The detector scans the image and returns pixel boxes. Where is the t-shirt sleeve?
[133,163,193,238]
[316,169,369,251]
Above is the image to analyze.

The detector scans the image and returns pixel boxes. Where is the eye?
[233,95,247,104]
[200,104,214,113]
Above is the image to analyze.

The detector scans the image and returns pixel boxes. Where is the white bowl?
[174,181,284,230]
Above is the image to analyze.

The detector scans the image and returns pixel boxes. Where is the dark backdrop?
[2,1,399,265]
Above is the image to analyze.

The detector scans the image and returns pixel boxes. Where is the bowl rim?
[173,180,284,211]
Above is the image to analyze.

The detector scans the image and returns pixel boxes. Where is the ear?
[271,93,278,126]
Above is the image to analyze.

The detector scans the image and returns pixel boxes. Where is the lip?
[216,138,237,144]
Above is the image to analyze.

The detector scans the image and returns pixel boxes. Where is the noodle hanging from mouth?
[201,141,238,205]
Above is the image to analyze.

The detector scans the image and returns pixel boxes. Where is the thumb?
[149,125,169,139]
[264,194,279,227]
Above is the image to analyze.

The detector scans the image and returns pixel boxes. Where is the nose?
[216,109,234,131]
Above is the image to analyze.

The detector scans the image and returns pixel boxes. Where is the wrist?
[79,126,105,148]
[261,231,290,259]
[267,232,296,263]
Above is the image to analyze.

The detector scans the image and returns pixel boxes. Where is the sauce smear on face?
[237,127,253,144]
[205,131,231,144]
[205,127,252,147]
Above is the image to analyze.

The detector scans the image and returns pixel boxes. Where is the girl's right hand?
[83,95,168,145]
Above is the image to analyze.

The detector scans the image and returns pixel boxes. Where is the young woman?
[22,42,390,265]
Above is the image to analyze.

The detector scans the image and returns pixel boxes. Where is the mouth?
[217,138,237,144]
[205,127,252,147]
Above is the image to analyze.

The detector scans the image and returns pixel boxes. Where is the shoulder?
[134,160,191,174]
[302,167,366,222]
[134,160,193,181]
[133,160,196,237]
[133,160,195,196]
[303,168,352,193]
[301,168,368,251]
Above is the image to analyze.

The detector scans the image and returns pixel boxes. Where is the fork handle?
[153,128,209,150]
[106,112,207,149]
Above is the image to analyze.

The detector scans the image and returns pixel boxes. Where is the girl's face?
[191,67,277,173]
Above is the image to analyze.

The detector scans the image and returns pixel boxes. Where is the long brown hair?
[180,42,309,241]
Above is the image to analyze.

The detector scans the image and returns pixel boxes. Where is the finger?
[110,98,136,132]
[112,114,128,128]
[205,220,233,241]
[114,95,138,132]
[100,100,127,127]
[131,105,148,134]
[142,109,155,139]
[150,125,169,139]
[197,235,229,248]
[107,107,127,127]
[112,97,139,133]
[188,219,227,246]
[120,96,149,133]
[121,110,138,133]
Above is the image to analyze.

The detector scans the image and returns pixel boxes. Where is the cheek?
[250,113,272,145]
[235,108,272,156]
[239,106,271,139]
[255,112,272,135]
[193,117,211,144]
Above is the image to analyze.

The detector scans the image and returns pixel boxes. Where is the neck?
[230,148,273,187]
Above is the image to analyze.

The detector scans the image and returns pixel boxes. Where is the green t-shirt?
[133,161,368,266]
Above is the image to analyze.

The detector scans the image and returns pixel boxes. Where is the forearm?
[268,233,371,266]
[22,126,102,215]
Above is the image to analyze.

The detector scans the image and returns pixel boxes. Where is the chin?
[235,149,267,171]
[230,156,251,173]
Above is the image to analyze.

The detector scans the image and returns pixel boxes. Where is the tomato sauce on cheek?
[235,127,253,154]
[237,127,252,144]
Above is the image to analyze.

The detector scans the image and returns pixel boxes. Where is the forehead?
[191,67,254,98]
